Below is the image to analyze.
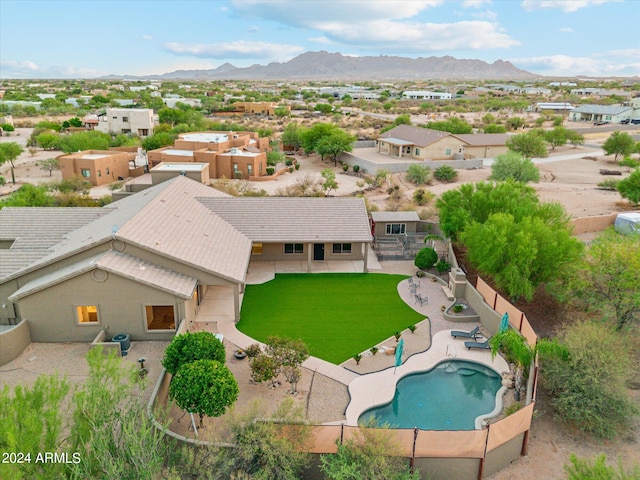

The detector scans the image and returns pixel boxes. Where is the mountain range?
[103,51,537,81]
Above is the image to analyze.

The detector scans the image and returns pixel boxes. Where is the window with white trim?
[332,243,352,254]
[81,169,91,178]
[386,223,406,235]
[284,243,303,254]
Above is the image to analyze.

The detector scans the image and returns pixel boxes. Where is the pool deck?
[344,330,510,428]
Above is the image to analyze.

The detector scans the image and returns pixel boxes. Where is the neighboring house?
[377,125,466,161]
[95,108,156,137]
[234,102,290,116]
[162,97,202,108]
[528,102,575,114]
[371,211,421,239]
[376,125,509,161]
[0,176,372,343]
[147,131,269,180]
[569,100,639,124]
[402,91,452,100]
[58,150,135,186]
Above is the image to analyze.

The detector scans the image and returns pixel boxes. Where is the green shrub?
[285,158,293,166]
[435,260,451,273]
[415,270,425,278]
[414,247,438,269]
[342,164,349,172]
[369,346,379,355]
[0,176,5,186]
[266,167,275,176]
[434,165,458,183]
[564,453,640,480]
[295,163,300,170]
[413,188,434,206]
[1,123,15,132]
[408,324,417,333]
[406,164,431,185]
[353,353,363,365]
[161,331,226,375]
[452,304,464,313]
[598,178,620,190]
[353,164,360,173]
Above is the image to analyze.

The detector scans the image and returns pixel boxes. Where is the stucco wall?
[250,242,365,262]
[18,271,180,342]
[340,152,483,175]
[373,221,419,238]
[0,319,30,366]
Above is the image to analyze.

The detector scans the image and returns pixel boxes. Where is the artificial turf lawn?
[237,273,425,364]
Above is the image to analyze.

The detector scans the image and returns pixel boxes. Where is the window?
[332,243,352,254]
[121,129,131,134]
[105,168,110,175]
[445,148,452,155]
[81,169,91,178]
[138,129,148,136]
[259,163,263,173]
[145,305,175,331]
[284,243,303,254]
[247,164,253,175]
[415,148,420,156]
[97,170,102,177]
[386,223,406,235]
[76,305,99,324]
[252,242,263,254]
[233,163,239,172]
[122,116,129,122]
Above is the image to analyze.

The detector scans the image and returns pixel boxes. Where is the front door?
[313,243,325,261]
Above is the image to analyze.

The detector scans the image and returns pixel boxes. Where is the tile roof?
[371,211,421,222]
[454,133,510,146]
[198,197,373,243]
[378,125,451,147]
[0,207,111,279]
[9,250,197,301]
[115,177,251,284]
[572,105,632,115]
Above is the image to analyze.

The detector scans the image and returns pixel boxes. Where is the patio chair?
[464,338,492,350]
[450,326,480,340]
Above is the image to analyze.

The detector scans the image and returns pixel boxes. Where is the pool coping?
[344,330,510,429]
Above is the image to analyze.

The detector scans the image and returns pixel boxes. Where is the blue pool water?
[359,360,502,430]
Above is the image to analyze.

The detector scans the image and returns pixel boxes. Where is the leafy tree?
[405,164,431,185]
[215,399,311,480]
[461,211,583,301]
[544,126,568,150]
[34,120,62,132]
[300,122,339,154]
[0,184,54,208]
[565,129,585,147]
[39,158,60,176]
[110,133,140,148]
[69,347,173,480]
[58,131,111,153]
[0,375,70,479]
[603,131,636,162]
[162,331,226,375]
[35,132,61,150]
[483,124,507,133]
[320,420,420,480]
[541,320,638,438]
[315,103,333,115]
[0,141,23,183]
[506,132,548,158]
[415,247,438,269]
[265,336,309,394]
[426,117,472,134]
[169,359,239,427]
[281,122,305,151]
[274,106,290,117]
[616,168,640,206]
[267,150,286,166]
[250,352,280,386]
[506,116,525,130]
[374,168,391,188]
[434,164,458,182]
[490,151,540,183]
[619,156,640,172]
[321,168,338,194]
[557,229,640,330]
[141,132,176,151]
[315,130,355,166]
[564,453,640,480]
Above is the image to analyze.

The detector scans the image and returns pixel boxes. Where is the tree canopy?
[162,331,226,375]
[603,131,636,161]
[490,151,540,183]
[616,168,640,206]
[506,131,548,159]
[426,117,472,134]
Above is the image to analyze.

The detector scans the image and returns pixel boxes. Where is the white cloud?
[462,0,492,7]
[511,54,638,77]
[560,27,574,33]
[0,60,104,79]
[163,40,304,62]
[521,0,621,13]
[229,0,517,53]
[308,36,333,44]
[142,35,153,40]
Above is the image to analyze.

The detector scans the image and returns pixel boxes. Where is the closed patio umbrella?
[395,338,404,372]
[499,312,509,334]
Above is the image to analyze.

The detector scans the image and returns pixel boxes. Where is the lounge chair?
[450,326,480,339]
[465,338,492,350]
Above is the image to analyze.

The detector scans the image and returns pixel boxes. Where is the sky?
[0,0,638,79]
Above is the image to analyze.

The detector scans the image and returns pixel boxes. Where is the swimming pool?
[359,360,502,430]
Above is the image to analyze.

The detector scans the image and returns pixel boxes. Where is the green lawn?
[237,273,425,364]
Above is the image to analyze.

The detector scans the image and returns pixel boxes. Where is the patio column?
[363,243,369,273]
[307,243,312,273]
[233,284,240,322]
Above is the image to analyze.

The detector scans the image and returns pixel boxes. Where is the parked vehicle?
[593,120,609,125]
[630,119,640,125]
[620,119,631,124]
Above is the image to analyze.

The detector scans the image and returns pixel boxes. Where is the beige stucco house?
[376,125,509,161]
[0,176,372,344]
[58,149,135,186]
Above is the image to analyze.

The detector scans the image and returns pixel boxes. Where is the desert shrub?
[413,188,434,206]
[598,178,620,190]
[414,247,438,269]
[0,176,5,186]
[406,164,431,185]
[564,453,640,480]
[342,164,349,172]
[285,158,294,166]
[434,165,458,182]
[541,320,638,438]
[1,123,15,132]
[353,164,360,172]
[415,270,425,278]
[491,151,540,183]
[295,163,300,170]
[266,167,275,176]
[435,260,451,272]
